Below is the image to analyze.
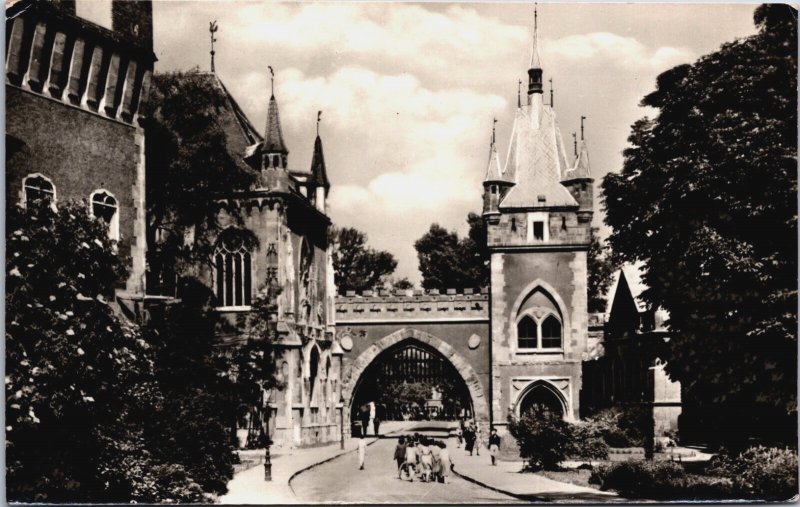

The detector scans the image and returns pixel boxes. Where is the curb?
[450,466,532,502]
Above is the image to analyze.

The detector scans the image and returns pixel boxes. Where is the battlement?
[335,287,489,322]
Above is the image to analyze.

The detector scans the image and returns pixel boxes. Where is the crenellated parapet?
[6,0,156,125]
[335,288,489,323]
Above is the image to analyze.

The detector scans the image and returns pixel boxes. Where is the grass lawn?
[536,468,600,490]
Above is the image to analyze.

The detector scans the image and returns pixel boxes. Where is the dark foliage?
[415,213,488,291]
[145,72,258,289]
[585,406,649,448]
[706,446,799,500]
[587,228,616,313]
[330,226,397,293]
[507,407,572,471]
[5,202,204,502]
[601,4,797,444]
[567,422,610,461]
[591,460,735,500]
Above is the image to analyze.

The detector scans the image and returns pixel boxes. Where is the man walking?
[394,436,407,477]
[488,428,501,466]
[357,435,367,470]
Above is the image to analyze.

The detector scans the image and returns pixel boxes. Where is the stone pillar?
[118,59,138,121]
[46,31,68,98]
[82,45,105,109]
[24,22,48,90]
[6,17,27,84]
[64,38,85,104]
[649,361,681,442]
[100,53,121,116]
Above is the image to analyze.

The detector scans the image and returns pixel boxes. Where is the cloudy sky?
[80,1,758,285]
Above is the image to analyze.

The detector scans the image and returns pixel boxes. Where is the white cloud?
[544,32,694,70]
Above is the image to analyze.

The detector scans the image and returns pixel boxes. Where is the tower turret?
[482,120,514,223]
[309,112,331,213]
[527,5,543,102]
[562,118,594,224]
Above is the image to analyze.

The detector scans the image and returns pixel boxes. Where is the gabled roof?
[310,135,330,189]
[500,95,578,209]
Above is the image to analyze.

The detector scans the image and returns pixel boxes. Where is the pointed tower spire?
[484,118,504,182]
[262,66,288,171]
[517,79,522,108]
[527,3,544,100]
[572,132,578,157]
[310,111,330,190]
[209,21,218,73]
[549,77,554,107]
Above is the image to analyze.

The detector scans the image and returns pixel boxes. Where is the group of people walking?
[457,421,502,466]
[394,434,453,483]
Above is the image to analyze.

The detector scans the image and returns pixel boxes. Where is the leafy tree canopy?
[414,212,489,291]
[601,4,797,441]
[329,226,397,293]
[588,228,616,313]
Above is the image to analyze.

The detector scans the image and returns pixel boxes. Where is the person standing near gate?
[357,434,367,470]
[488,428,501,466]
[373,403,383,436]
[359,404,370,437]
[368,401,376,435]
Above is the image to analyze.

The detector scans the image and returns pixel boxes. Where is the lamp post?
[339,394,346,450]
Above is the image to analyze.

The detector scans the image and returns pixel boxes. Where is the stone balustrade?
[335,287,489,322]
[6,1,155,125]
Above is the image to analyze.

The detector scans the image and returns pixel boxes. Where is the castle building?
[6,0,155,302]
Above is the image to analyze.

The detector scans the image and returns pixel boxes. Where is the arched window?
[517,316,538,349]
[90,190,119,240]
[214,233,253,308]
[516,313,563,351]
[541,315,562,348]
[22,174,55,208]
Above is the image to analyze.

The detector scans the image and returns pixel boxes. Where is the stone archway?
[342,328,488,422]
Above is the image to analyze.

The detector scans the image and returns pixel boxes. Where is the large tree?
[602,5,797,445]
[415,212,489,291]
[588,228,616,313]
[6,202,205,502]
[329,226,397,293]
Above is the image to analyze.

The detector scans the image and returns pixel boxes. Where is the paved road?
[291,437,523,504]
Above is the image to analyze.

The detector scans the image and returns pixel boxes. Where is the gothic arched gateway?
[350,339,473,423]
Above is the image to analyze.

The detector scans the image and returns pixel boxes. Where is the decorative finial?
[492,117,498,144]
[268,66,275,97]
[517,79,522,107]
[549,77,553,107]
[317,110,322,136]
[209,21,218,73]
[530,2,541,69]
[581,115,587,140]
[572,132,578,157]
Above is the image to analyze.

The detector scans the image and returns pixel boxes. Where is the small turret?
[562,117,594,223]
[482,120,514,222]
[309,112,330,213]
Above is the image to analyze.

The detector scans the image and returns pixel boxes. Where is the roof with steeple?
[483,124,512,184]
[563,139,591,180]
[263,95,288,154]
[500,94,578,209]
[310,135,330,189]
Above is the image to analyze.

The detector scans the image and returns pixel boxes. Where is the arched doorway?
[518,382,566,418]
[350,339,473,424]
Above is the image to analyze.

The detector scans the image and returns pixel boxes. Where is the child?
[418,438,433,482]
[403,437,418,481]
[455,427,463,448]
[357,435,367,470]
[394,437,407,477]
[438,441,452,484]
[474,424,483,456]
[488,428,501,466]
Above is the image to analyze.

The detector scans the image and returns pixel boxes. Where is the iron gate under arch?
[351,339,473,422]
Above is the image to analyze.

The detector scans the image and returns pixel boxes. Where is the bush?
[508,407,572,471]
[568,422,610,462]
[707,446,798,501]
[585,406,650,447]
[591,460,734,500]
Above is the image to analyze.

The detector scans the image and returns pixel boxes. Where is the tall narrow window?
[90,190,119,240]
[533,221,544,240]
[214,234,253,308]
[23,174,55,207]
[517,316,538,349]
[541,315,562,348]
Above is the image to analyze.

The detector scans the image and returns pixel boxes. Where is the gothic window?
[517,313,562,350]
[22,174,55,208]
[90,190,119,240]
[541,315,562,348]
[517,316,538,349]
[214,234,253,308]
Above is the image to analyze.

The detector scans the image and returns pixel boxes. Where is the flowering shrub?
[508,407,572,471]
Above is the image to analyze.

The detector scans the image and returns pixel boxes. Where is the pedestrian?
[373,403,382,437]
[394,436,407,477]
[368,401,376,435]
[488,428,501,466]
[359,404,370,438]
[357,435,367,470]
[455,426,463,448]
[464,425,475,455]
[474,424,483,456]
[438,441,452,484]
[403,436,418,481]
[418,437,433,482]
[430,439,442,482]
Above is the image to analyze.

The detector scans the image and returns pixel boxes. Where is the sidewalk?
[219,438,375,504]
[451,451,618,502]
